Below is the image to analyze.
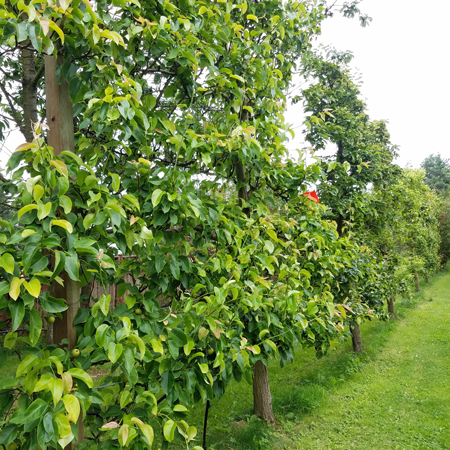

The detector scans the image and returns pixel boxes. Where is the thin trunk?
[236,109,275,424]
[387,295,395,316]
[21,46,38,142]
[415,272,420,292]
[252,360,275,424]
[351,324,363,352]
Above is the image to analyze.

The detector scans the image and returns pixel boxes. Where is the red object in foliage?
[302,190,320,203]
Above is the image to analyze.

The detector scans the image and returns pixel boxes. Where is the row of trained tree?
[0,1,447,449]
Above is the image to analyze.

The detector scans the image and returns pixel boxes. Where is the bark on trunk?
[252,360,275,424]
[21,46,38,142]
[387,295,395,316]
[414,272,420,292]
[351,324,363,352]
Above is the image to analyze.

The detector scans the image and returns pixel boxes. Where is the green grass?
[184,268,450,450]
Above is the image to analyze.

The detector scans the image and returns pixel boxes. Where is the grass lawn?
[186,268,450,450]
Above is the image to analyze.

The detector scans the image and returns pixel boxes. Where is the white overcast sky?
[1,0,449,171]
[286,0,450,168]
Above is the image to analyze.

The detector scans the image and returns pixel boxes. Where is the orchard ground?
[1,268,449,449]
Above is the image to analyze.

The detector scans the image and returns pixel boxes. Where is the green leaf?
[58,176,69,196]
[108,342,123,363]
[109,172,120,192]
[4,332,18,349]
[51,219,73,234]
[9,299,25,332]
[67,368,93,388]
[264,240,274,254]
[59,195,72,214]
[170,328,188,347]
[65,255,79,281]
[128,334,145,360]
[123,194,140,211]
[125,295,136,309]
[151,189,165,207]
[0,423,18,446]
[23,398,48,423]
[99,294,111,315]
[49,377,63,406]
[29,308,42,346]
[40,295,68,313]
[163,419,176,442]
[96,324,110,347]
[17,354,39,377]
[0,253,15,274]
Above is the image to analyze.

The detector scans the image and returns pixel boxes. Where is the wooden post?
[45,53,84,448]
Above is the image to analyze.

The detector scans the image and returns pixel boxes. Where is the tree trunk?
[414,272,420,292]
[387,295,395,316]
[252,360,275,424]
[351,324,363,352]
[21,46,38,142]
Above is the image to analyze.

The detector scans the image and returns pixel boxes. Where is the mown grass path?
[200,269,450,450]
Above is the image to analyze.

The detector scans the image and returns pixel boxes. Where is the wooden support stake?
[45,53,84,448]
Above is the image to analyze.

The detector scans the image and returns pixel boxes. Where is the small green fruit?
[46,316,55,324]
[71,349,80,358]
[224,320,230,327]
[180,213,186,220]
[207,348,214,356]
[7,443,18,450]
[135,308,143,315]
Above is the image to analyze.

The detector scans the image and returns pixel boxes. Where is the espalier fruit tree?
[0,0,364,448]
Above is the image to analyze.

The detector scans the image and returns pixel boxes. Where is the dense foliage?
[0,0,446,449]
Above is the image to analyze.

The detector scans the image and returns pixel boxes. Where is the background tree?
[420,153,450,192]
[300,53,399,351]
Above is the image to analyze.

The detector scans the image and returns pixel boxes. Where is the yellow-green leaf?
[9,277,23,300]
[37,202,52,220]
[48,19,65,43]
[131,417,154,445]
[150,338,163,354]
[18,204,38,219]
[21,229,36,238]
[247,14,258,21]
[33,184,44,202]
[24,278,41,298]
[51,220,73,234]
[62,394,80,423]
[0,252,14,274]
[50,160,68,178]
[55,412,71,438]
